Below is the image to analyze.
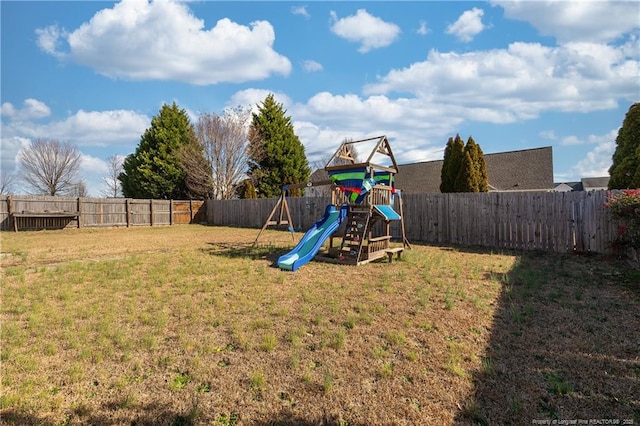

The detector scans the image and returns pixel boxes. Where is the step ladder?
[340,207,371,262]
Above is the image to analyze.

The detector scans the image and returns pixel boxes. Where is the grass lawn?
[1,225,638,425]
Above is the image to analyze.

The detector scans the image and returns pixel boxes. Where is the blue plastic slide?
[277,204,348,271]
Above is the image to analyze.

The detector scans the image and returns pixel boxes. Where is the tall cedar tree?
[441,135,489,192]
[247,94,310,198]
[609,103,640,189]
[120,102,206,199]
[456,151,480,192]
[464,136,488,192]
[440,134,465,192]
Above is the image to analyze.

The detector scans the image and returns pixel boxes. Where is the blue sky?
[1,0,639,196]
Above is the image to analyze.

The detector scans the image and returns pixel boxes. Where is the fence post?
[77,197,82,229]
[126,199,130,227]
[190,199,194,223]
[7,196,14,232]
[169,200,173,225]
[150,199,154,226]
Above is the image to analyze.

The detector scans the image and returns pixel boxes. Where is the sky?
[1,0,639,197]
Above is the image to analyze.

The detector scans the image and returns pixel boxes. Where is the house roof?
[554,182,583,192]
[553,177,610,192]
[581,176,609,190]
[394,146,554,193]
[310,168,329,183]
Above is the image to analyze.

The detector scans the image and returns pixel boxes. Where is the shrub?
[605,189,640,252]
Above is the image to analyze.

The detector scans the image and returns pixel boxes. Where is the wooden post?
[126,199,131,227]
[150,199,154,226]
[8,196,16,232]
[190,199,194,223]
[77,197,82,228]
[169,200,174,225]
[398,191,412,249]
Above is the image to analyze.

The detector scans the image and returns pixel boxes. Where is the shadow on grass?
[1,401,201,426]
[455,251,640,425]
[1,405,367,426]
[201,241,292,264]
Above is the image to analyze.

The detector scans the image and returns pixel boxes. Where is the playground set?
[254,135,410,271]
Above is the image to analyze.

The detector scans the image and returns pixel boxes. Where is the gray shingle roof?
[581,177,609,191]
[395,146,554,193]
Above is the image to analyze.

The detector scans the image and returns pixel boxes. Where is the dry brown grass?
[1,225,638,425]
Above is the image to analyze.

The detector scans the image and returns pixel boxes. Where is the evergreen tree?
[236,179,258,199]
[455,151,479,192]
[120,102,201,199]
[461,136,488,192]
[440,134,465,193]
[247,94,310,198]
[609,103,640,189]
[474,139,489,192]
[441,134,489,193]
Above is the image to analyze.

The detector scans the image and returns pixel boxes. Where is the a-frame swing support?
[252,180,335,248]
[251,189,294,248]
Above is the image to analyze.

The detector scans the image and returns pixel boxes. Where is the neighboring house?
[310,146,555,195]
[553,182,582,192]
[553,177,610,192]
[581,177,609,191]
[394,146,554,194]
[306,168,332,197]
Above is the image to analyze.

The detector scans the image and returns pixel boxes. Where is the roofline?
[397,146,553,167]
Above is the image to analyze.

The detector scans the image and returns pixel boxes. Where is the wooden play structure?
[318,135,411,266]
[255,135,410,270]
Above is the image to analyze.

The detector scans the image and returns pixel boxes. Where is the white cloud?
[560,129,618,147]
[227,89,293,114]
[0,137,30,173]
[1,99,51,121]
[289,92,466,164]
[493,0,640,43]
[302,60,323,72]
[35,25,67,59]
[363,42,638,121]
[80,153,108,175]
[446,7,486,42]
[330,9,401,53]
[417,20,430,36]
[0,103,15,117]
[291,6,310,19]
[2,101,149,147]
[37,0,291,85]
[570,141,615,178]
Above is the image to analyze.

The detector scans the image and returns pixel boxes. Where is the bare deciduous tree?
[101,154,123,197]
[71,180,89,197]
[195,107,251,200]
[178,140,214,199]
[0,169,17,195]
[18,138,82,196]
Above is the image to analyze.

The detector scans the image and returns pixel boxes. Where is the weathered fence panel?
[206,196,333,231]
[2,191,619,254]
[206,191,619,254]
[0,196,205,231]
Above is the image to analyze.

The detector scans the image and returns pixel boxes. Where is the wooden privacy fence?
[207,190,619,254]
[1,196,206,231]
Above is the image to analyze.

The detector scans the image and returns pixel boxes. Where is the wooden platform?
[315,246,404,266]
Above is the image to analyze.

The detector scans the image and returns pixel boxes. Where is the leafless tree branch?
[18,138,82,196]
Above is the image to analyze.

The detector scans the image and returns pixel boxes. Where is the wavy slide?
[277,204,347,272]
